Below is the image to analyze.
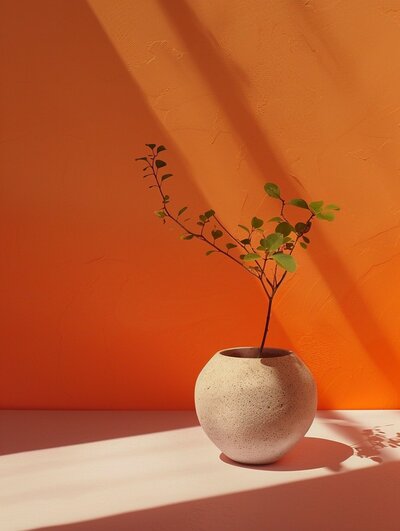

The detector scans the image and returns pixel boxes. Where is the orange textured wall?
[1,0,399,409]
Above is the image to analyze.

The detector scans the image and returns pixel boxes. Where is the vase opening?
[219,347,291,359]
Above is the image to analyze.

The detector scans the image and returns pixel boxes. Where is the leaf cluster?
[136,144,340,289]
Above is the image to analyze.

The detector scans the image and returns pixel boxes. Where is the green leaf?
[271,253,297,272]
[251,216,264,229]
[275,222,293,237]
[326,203,340,211]
[145,143,156,149]
[238,224,250,234]
[268,216,283,223]
[211,229,223,240]
[178,206,188,217]
[295,222,307,235]
[226,243,237,250]
[180,234,194,240]
[302,235,310,244]
[282,236,292,243]
[309,200,324,214]
[199,214,207,222]
[260,233,284,252]
[135,156,148,162]
[317,211,335,221]
[264,182,281,198]
[205,250,217,256]
[155,160,167,169]
[154,210,166,218]
[242,253,261,261]
[300,242,308,249]
[163,195,170,203]
[240,238,251,245]
[157,145,166,153]
[161,173,173,181]
[204,209,215,219]
[288,198,309,209]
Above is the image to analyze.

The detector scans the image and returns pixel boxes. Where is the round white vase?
[194,346,317,465]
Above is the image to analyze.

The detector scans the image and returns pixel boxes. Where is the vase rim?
[217,346,293,359]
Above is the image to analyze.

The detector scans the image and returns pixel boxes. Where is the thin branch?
[280,199,290,223]
[214,215,273,294]
[259,293,274,354]
[214,215,248,253]
[272,261,278,290]
[149,153,260,279]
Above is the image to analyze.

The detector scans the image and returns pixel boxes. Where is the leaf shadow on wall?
[157,0,400,402]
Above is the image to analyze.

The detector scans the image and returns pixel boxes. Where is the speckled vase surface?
[194,347,317,465]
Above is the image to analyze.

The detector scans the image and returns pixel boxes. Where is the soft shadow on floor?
[220,436,354,472]
[34,461,400,531]
[0,410,198,455]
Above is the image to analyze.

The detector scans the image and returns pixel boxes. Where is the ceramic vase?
[194,346,317,465]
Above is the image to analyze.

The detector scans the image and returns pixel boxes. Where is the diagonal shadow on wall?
[0,0,264,410]
[157,0,400,401]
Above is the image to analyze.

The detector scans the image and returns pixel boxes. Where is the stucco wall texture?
[1,0,399,409]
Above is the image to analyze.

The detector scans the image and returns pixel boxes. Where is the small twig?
[280,199,290,223]
[214,215,273,294]
[149,153,260,279]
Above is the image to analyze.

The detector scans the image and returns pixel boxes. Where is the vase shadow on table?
[219,436,354,471]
